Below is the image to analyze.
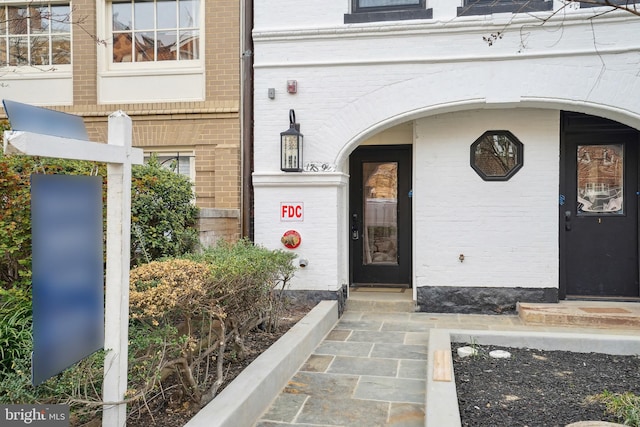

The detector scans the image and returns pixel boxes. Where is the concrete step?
[518,300,640,329]
[346,287,416,312]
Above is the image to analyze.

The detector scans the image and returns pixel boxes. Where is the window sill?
[99,64,204,78]
[344,8,432,23]
[579,0,638,7]
[458,0,552,16]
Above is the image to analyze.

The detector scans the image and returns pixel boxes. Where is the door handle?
[565,210,572,231]
[351,213,359,240]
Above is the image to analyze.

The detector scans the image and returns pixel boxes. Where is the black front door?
[561,112,640,298]
[349,145,412,287]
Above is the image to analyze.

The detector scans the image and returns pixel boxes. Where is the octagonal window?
[470,130,524,181]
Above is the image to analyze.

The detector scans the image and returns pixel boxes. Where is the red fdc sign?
[280,202,304,222]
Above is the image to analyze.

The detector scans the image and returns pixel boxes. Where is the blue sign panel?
[31,174,104,386]
[2,99,89,141]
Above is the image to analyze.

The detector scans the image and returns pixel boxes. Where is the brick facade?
[3,0,242,245]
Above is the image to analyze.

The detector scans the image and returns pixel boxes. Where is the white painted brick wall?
[253,2,640,292]
[414,109,559,289]
[253,174,349,292]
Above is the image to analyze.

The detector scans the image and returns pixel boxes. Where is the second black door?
[561,112,640,298]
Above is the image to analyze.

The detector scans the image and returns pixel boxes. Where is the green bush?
[0,287,32,373]
[0,149,199,416]
[131,154,199,266]
[0,152,105,290]
[0,150,199,289]
[122,240,297,411]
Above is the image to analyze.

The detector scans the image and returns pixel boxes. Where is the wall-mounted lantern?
[281,109,303,172]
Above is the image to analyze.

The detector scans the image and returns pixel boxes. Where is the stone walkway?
[254,307,636,427]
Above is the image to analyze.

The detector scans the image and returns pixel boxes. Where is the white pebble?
[489,350,511,359]
[457,346,478,357]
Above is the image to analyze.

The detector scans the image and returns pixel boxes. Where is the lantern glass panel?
[282,134,301,170]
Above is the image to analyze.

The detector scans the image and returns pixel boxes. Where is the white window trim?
[96,0,205,76]
[0,0,73,74]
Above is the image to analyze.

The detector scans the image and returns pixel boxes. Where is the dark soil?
[453,344,640,427]
[125,304,313,427]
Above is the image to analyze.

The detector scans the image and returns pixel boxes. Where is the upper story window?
[345,0,432,23]
[353,0,422,13]
[111,0,199,63]
[0,3,71,66]
[457,0,552,16]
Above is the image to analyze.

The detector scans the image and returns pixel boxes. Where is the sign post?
[3,101,143,427]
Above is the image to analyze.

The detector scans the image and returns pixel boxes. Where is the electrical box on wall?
[287,80,297,94]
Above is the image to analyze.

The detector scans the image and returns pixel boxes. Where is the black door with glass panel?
[560,112,640,298]
[350,145,412,287]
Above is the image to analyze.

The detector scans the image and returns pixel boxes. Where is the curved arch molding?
[324,63,640,168]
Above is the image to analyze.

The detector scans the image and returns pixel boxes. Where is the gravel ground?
[453,344,640,427]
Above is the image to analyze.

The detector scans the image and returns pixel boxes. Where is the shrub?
[130,155,199,266]
[124,240,297,412]
[0,150,199,289]
[0,149,199,417]
[0,287,32,373]
[0,151,105,290]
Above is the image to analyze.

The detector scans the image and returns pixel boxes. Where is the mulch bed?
[125,304,313,427]
[453,344,640,427]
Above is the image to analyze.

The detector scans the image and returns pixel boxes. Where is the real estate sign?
[31,174,104,386]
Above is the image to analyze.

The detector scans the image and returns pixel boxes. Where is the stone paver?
[254,303,638,427]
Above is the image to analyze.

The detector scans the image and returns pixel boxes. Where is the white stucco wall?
[252,1,640,293]
[414,109,559,289]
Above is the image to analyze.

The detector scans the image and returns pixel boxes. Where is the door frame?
[559,111,640,299]
[349,144,412,288]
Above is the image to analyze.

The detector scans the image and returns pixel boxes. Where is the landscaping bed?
[127,303,313,427]
[453,344,640,426]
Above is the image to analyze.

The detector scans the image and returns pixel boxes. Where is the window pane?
[358,0,420,7]
[111,0,199,63]
[8,7,28,35]
[134,0,154,30]
[363,162,398,265]
[31,6,49,34]
[30,35,49,65]
[157,30,176,60]
[178,30,198,59]
[134,31,155,61]
[8,36,28,65]
[473,134,519,177]
[113,33,133,62]
[0,7,6,34]
[51,35,70,64]
[113,2,133,30]
[0,40,7,66]
[157,0,176,28]
[150,154,193,178]
[577,144,624,214]
[179,0,198,27]
[50,5,71,33]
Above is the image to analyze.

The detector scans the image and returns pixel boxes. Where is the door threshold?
[565,295,640,303]
[352,283,410,289]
